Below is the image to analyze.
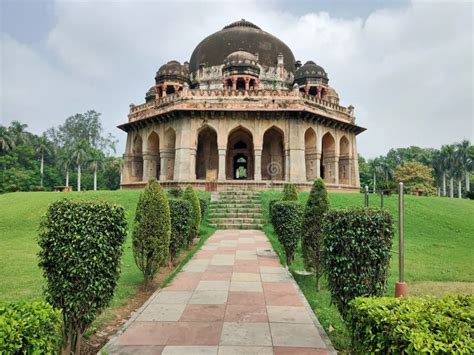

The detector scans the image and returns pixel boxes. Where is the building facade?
[120,20,365,191]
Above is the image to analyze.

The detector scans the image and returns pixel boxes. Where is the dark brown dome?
[155,60,189,83]
[189,19,295,74]
[295,61,328,84]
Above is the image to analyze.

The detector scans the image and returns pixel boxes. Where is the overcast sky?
[1,0,473,158]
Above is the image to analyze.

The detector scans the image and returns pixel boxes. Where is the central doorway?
[226,127,254,180]
[233,154,248,179]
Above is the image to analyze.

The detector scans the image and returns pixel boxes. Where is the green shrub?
[302,178,330,291]
[199,197,208,220]
[133,178,171,285]
[38,199,127,354]
[30,185,45,192]
[466,190,474,200]
[169,198,192,264]
[269,199,279,225]
[282,183,299,201]
[183,185,201,244]
[0,301,62,354]
[6,184,19,192]
[348,295,474,354]
[168,187,182,198]
[271,201,303,264]
[323,208,394,317]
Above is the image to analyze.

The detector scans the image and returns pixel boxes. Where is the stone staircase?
[208,190,264,230]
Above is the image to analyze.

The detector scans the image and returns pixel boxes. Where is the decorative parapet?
[128,89,355,123]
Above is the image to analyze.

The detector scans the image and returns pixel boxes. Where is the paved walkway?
[103,230,335,354]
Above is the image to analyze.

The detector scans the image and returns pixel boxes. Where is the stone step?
[209,206,262,212]
[209,217,265,224]
[217,198,261,203]
[209,212,263,218]
[209,223,263,230]
[210,203,261,209]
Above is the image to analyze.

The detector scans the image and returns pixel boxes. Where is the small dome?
[145,86,157,102]
[155,60,189,84]
[295,60,328,84]
[223,51,258,67]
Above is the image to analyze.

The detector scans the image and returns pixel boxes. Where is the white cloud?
[1,0,472,157]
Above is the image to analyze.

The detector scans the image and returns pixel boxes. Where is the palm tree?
[71,141,89,192]
[443,145,456,198]
[456,140,472,192]
[0,125,15,153]
[88,149,105,191]
[368,158,380,194]
[57,152,71,187]
[35,134,51,187]
[8,121,30,146]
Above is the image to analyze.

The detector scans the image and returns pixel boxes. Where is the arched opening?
[321,132,336,183]
[261,127,285,180]
[131,134,143,182]
[146,132,160,180]
[196,126,218,180]
[225,79,232,90]
[321,88,327,100]
[227,127,254,180]
[339,135,351,185]
[166,85,175,95]
[163,128,176,180]
[249,79,256,90]
[308,86,317,96]
[304,128,317,181]
[236,78,245,90]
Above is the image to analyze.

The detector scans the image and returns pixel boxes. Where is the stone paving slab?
[102,230,335,354]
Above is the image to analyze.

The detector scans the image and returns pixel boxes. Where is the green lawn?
[261,191,474,351]
[0,190,215,308]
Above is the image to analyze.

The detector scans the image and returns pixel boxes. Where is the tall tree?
[88,149,105,191]
[57,151,71,187]
[0,125,15,153]
[71,141,89,192]
[8,121,30,146]
[35,134,51,187]
[456,140,472,192]
[443,145,456,198]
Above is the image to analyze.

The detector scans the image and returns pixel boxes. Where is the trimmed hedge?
[199,197,209,220]
[302,178,330,291]
[282,183,299,201]
[133,178,171,285]
[38,199,127,353]
[0,301,62,354]
[168,187,182,198]
[271,201,303,264]
[348,295,474,354]
[183,185,201,244]
[269,199,278,225]
[323,208,394,317]
[169,198,192,264]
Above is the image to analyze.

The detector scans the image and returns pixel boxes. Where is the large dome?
[189,19,295,74]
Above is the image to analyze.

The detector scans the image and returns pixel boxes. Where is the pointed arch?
[262,126,285,180]
[163,128,176,180]
[304,128,317,181]
[196,125,218,180]
[321,132,336,183]
[131,133,144,181]
[339,135,351,185]
[226,126,254,180]
[145,131,160,180]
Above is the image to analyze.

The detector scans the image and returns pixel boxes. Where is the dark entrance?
[233,154,248,179]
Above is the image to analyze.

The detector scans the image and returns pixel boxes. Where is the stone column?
[122,154,133,184]
[289,148,306,182]
[254,148,262,181]
[348,159,353,186]
[334,157,339,185]
[232,78,237,90]
[218,148,226,181]
[189,148,197,180]
[142,153,157,181]
[284,149,290,181]
[159,150,171,181]
[315,152,321,178]
[245,77,250,91]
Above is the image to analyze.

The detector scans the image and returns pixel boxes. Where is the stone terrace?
[102,230,335,354]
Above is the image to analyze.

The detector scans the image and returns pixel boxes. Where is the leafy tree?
[71,141,89,192]
[394,161,436,195]
[456,140,473,193]
[183,185,201,244]
[302,178,330,291]
[132,179,171,286]
[0,125,15,153]
[88,148,105,191]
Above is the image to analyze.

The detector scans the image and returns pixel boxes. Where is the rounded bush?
[169,198,192,264]
[323,208,394,317]
[38,199,127,353]
[133,178,171,285]
[0,301,62,354]
[183,185,201,244]
[199,197,209,220]
[271,201,303,264]
[282,183,299,201]
[302,178,330,290]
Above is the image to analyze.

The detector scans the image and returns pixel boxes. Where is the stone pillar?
[284,149,290,181]
[254,149,262,181]
[189,148,197,180]
[143,153,157,181]
[122,154,133,183]
[289,148,306,182]
[315,152,321,178]
[334,157,339,185]
[159,151,170,181]
[218,148,226,181]
[232,78,237,90]
[245,77,250,91]
[348,159,353,186]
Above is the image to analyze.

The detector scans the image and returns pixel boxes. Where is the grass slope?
[261,191,474,351]
[0,190,214,307]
